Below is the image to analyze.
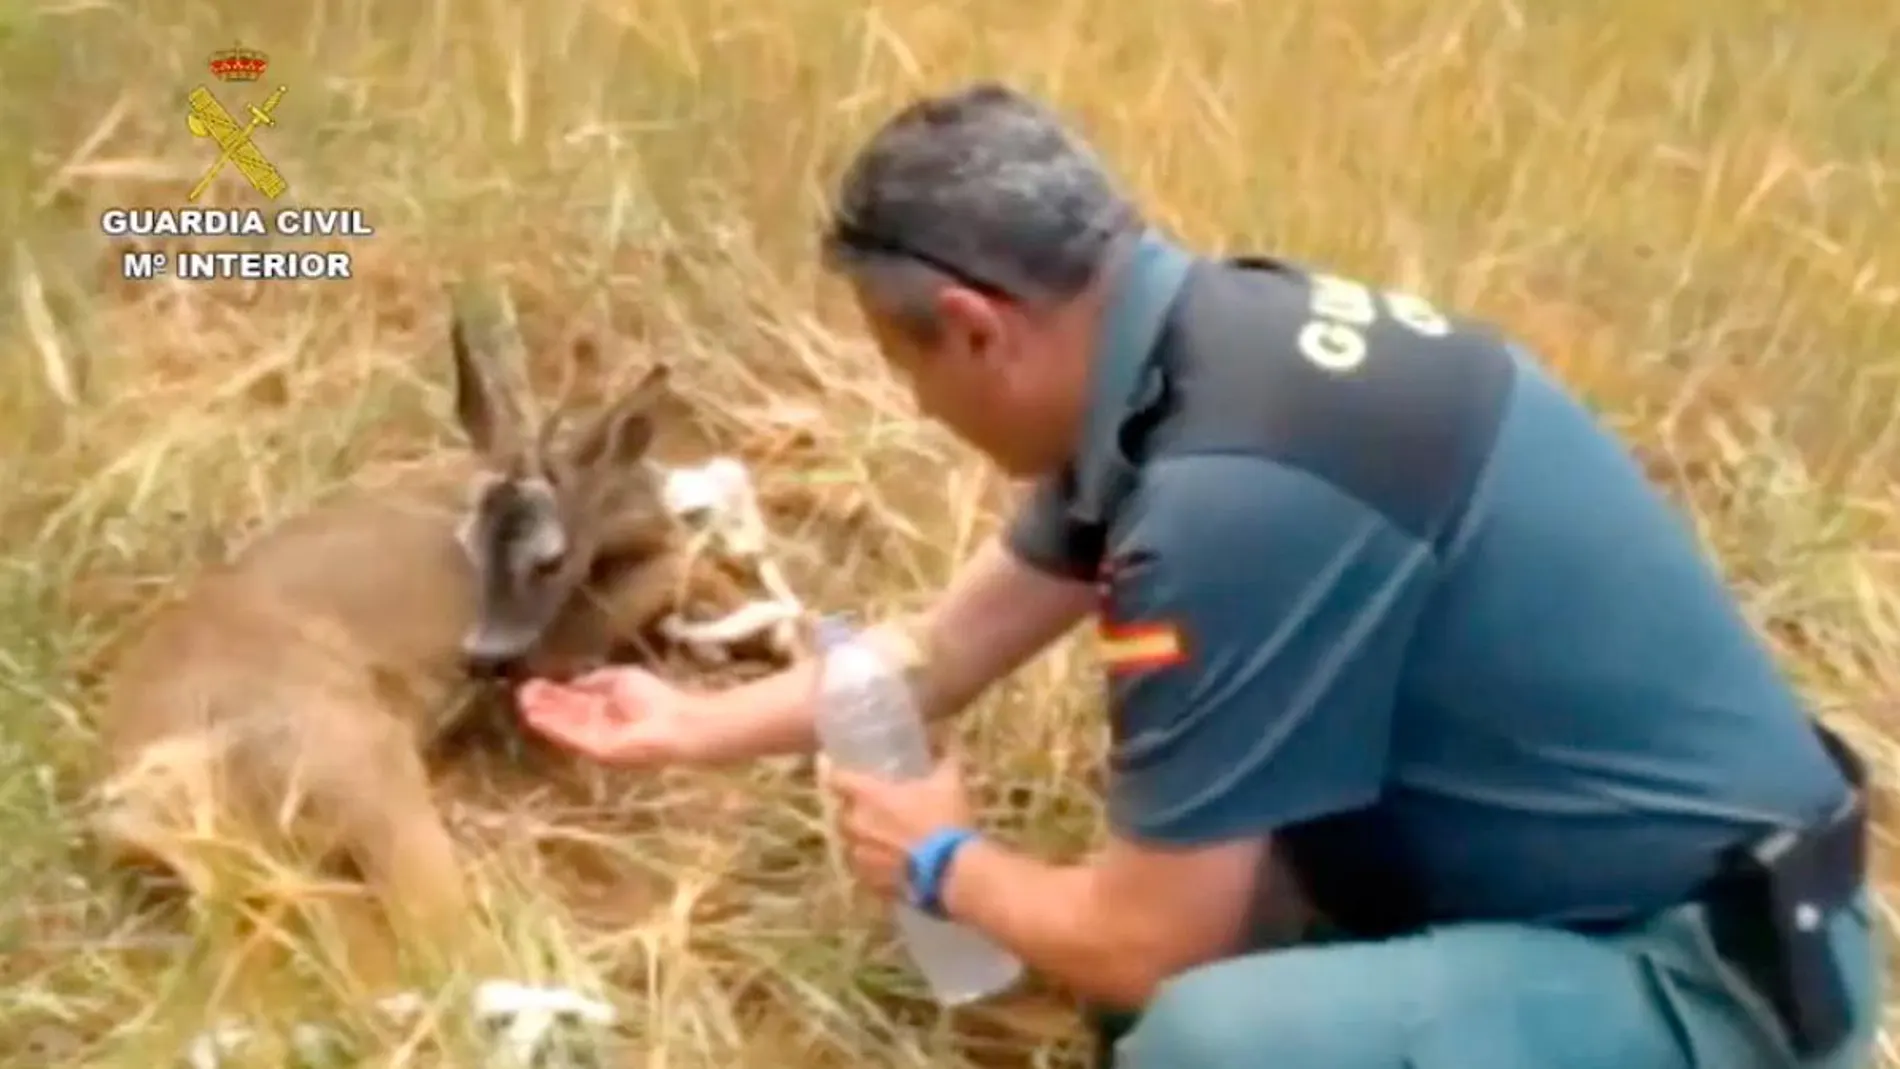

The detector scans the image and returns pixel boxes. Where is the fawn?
[90,294,772,1001]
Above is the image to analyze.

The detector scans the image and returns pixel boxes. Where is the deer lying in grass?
[91,296,801,1061]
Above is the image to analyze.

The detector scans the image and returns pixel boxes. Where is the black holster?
[1088,1006,1139,1069]
[1702,722,1870,1059]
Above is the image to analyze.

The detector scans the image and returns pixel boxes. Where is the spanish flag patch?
[1097,620,1187,674]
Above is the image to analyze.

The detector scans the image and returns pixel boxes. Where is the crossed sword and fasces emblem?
[185,84,289,202]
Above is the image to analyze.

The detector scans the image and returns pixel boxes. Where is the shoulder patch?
[1096,547,1189,675]
[1097,619,1187,674]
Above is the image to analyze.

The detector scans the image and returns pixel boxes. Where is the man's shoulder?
[1118,451,1347,522]
[1094,448,1440,846]
[1119,451,1390,527]
[1105,452,1433,615]
[1146,258,1519,547]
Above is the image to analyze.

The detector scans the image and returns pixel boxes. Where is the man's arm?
[937,455,1436,1008]
[677,533,1098,764]
[942,830,1264,1009]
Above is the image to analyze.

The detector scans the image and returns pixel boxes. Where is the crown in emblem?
[208,44,269,83]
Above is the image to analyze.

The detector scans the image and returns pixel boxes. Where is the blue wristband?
[905,826,978,919]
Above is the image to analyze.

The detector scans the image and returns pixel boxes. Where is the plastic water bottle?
[811,615,1024,1005]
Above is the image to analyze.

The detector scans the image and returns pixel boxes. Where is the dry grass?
[1,0,1897,1065]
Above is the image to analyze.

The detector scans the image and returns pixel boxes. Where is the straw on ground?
[1,2,1895,1067]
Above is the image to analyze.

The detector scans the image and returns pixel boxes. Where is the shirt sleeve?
[1002,469,1104,581]
[1100,453,1436,845]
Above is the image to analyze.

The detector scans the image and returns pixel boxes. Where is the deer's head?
[444,300,677,678]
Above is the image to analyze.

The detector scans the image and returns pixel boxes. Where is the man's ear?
[936,286,1007,364]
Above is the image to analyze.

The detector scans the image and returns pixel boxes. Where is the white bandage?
[655,456,805,657]
[472,980,616,1068]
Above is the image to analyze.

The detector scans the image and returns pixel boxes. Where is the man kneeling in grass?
[518,82,1879,1069]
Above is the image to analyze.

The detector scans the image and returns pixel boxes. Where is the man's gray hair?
[821,82,1143,340]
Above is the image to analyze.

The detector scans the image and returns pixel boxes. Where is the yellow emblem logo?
[185,44,289,203]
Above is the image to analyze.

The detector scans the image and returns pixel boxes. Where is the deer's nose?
[462,634,526,679]
[463,648,516,679]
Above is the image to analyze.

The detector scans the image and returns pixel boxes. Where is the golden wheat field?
[2,0,1897,1066]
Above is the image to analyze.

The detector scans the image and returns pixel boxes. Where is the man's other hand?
[821,754,976,900]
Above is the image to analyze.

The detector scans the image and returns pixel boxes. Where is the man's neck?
[1059,229,1149,387]
[1018,228,1156,473]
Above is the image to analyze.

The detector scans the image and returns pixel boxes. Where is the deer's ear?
[572,363,670,472]
[448,306,523,460]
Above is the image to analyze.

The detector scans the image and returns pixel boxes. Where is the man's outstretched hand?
[516,667,701,767]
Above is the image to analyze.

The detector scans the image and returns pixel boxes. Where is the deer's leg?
[579,547,748,658]
[308,709,623,1067]
[331,807,481,991]
[305,708,498,986]
[93,727,317,915]
[94,730,378,1018]
[598,549,709,636]
[627,549,800,660]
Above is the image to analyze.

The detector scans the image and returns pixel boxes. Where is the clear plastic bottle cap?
[812,613,858,652]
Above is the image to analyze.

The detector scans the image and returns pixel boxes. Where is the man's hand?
[512,537,1087,768]
[821,754,976,900]
[516,667,704,767]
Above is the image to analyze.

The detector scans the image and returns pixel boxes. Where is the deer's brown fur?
[91,295,757,986]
